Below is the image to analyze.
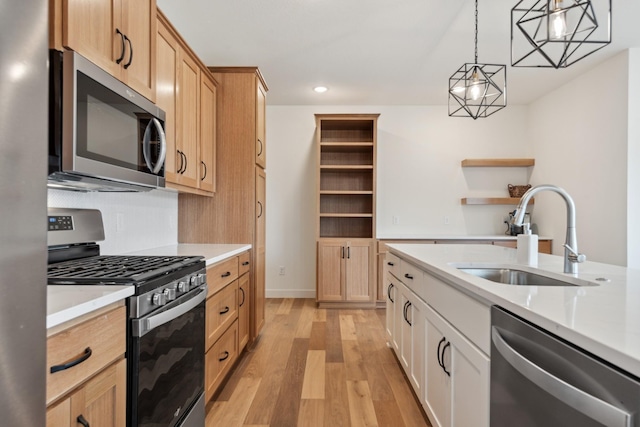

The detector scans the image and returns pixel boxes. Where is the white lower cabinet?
[385,255,490,427]
[423,303,489,427]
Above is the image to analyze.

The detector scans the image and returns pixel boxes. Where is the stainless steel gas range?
[47,208,206,427]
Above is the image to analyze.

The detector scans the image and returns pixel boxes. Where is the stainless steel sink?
[457,267,597,287]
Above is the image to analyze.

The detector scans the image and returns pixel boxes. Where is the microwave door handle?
[491,327,632,427]
[143,118,167,175]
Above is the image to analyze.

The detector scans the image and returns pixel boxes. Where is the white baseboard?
[266,289,316,298]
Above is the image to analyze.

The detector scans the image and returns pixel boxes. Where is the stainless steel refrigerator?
[0,0,48,425]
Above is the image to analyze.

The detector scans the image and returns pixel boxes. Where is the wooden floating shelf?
[461,197,535,205]
[461,158,535,167]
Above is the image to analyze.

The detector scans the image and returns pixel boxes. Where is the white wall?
[628,48,640,269]
[266,105,530,297]
[528,51,629,266]
[48,189,178,254]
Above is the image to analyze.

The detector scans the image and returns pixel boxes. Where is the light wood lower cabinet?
[46,305,127,427]
[317,239,375,306]
[204,251,251,403]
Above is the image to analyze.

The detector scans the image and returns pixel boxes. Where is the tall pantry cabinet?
[178,67,268,340]
[316,114,379,308]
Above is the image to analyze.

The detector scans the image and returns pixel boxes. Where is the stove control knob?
[177,280,189,293]
[197,273,206,285]
[190,275,199,287]
[163,288,176,301]
[152,292,167,306]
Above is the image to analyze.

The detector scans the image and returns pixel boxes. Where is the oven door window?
[131,298,205,427]
[76,72,164,174]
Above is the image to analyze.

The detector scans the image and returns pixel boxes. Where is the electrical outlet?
[392,216,400,225]
[443,216,450,225]
[279,266,286,276]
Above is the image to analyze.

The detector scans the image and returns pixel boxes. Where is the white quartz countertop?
[47,285,133,329]
[378,234,552,241]
[47,244,250,330]
[125,243,251,266]
[386,243,640,378]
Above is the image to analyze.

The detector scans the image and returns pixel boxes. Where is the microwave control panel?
[48,215,73,231]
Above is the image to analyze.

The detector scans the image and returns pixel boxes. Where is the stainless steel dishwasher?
[491,306,640,427]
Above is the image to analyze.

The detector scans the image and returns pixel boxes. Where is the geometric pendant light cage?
[449,0,507,119]
[511,0,612,68]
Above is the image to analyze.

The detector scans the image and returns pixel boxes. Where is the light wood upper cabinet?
[156,10,217,196]
[256,82,267,168]
[199,74,217,193]
[59,0,156,101]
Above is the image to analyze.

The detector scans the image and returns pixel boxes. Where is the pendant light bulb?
[469,71,481,101]
[550,9,567,39]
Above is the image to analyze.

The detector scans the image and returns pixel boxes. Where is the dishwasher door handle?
[491,327,632,427]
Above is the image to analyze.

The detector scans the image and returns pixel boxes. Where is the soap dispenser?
[517,223,538,267]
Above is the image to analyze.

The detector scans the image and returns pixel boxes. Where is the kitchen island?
[385,243,640,427]
[387,243,640,377]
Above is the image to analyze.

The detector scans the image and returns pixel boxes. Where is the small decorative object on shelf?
[508,184,531,198]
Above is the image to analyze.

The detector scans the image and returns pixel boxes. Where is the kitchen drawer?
[206,281,238,350]
[398,259,425,292]
[46,306,126,405]
[385,252,401,279]
[205,318,238,402]
[239,251,251,276]
[207,257,239,295]
[422,272,491,355]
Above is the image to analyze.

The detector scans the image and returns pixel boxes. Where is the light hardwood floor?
[205,298,432,427]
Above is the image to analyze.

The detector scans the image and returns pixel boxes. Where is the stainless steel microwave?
[49,50,166,192]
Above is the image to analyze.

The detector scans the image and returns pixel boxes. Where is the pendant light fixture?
[448,0,507,120]
[511,0,611,68]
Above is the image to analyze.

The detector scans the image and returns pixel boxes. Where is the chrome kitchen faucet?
[512,184,586,274]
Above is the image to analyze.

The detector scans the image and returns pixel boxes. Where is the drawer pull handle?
[221,271,231,278]
[242,261,250,266]
[50,347,92,374]
[219,351,230,362]
[77,415,90,427]
[404,273,414,280]
[220,306,230,315]
[387,262,395,266]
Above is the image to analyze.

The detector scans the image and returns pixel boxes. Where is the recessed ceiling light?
[313,86,328,93]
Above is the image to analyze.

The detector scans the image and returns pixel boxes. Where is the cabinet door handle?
[387,261,395,266]
[123,34,133,69]
[115,29,126,64]
[201,161,207,181]
[402,301,408,321]
[404,273,413,280]
[257,201,263,218]
[242,261,250,266]
[341,246,345,259]
[257,139,263,156]
[182,151,188,174]
[239,287,246,307]
[437,337,446,370]
[221,271,231,278]
[405,302,412,326]
[219,306,230,315]
[77,415,90,427]
[50,347,92,373]
[387,283,394,303]
[347,246,350,259]
[219,351,230,362]
[442,341,451,376]
[176,150,184,174]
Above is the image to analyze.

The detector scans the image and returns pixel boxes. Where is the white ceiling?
[157,0,640,106]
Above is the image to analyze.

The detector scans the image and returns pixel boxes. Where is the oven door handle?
[492,327,632,427]
[134,287,207,337]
